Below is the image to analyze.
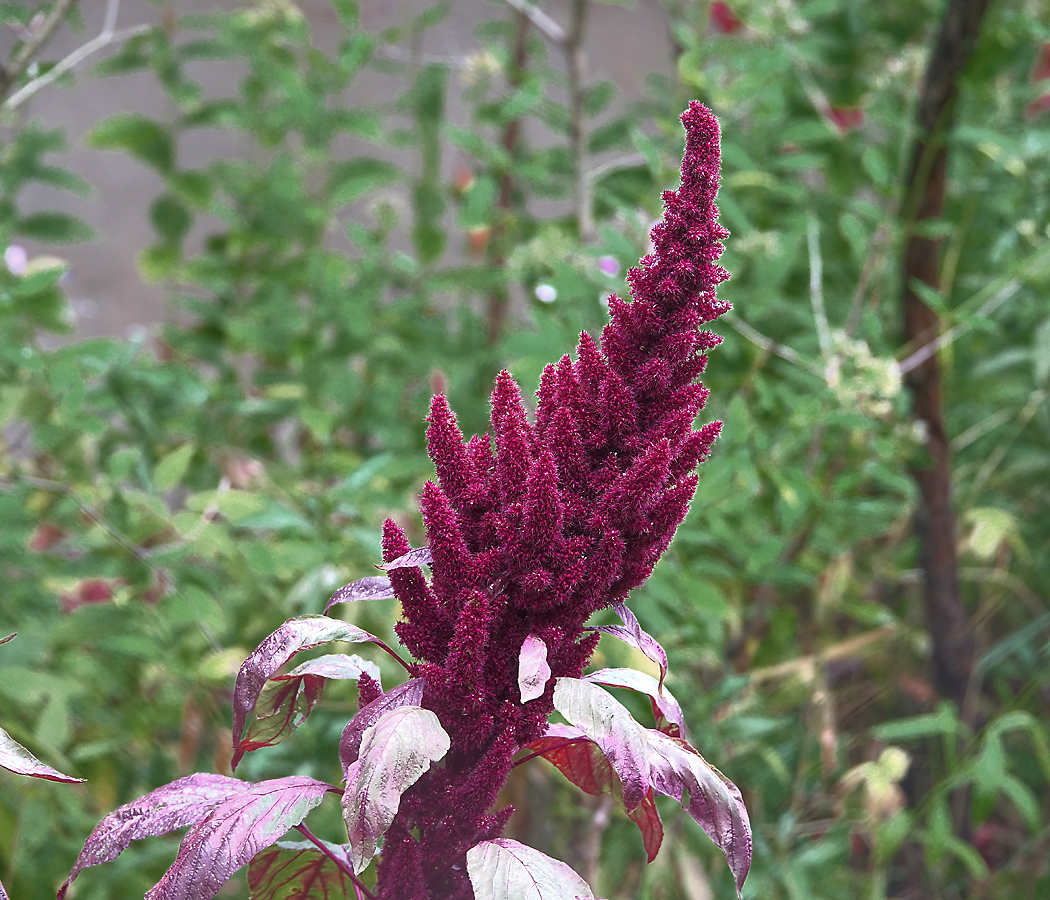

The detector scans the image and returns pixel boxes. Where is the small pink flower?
[534,283,557,303]
[598,255,619,277]
[5,245,28,275]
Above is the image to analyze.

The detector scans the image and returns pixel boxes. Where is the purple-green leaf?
[324,575,396,613]
[247,839,355,900]
[552,677,650,811]
[341,705,450,873]
[233,676,325,770]
[232,653,384,768]
[0,726,84,783]
[646,730,752,896]
[58,773,246,898]
[582,667,684,735]
[465,839,595,900]
[146,776,332,900]
[517,633,551,703]
[586,602,668,692]
[375,546,432,570]
[232,615,385,755]
[339,677,426,770]
[522,725,663,862]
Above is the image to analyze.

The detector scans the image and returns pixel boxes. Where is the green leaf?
[872,702,962,742]
[907,276,948,315]
[587,117,632,154]
[16,212,93,244]
[329,157,402,206]
[154,444,196,492]
[1034,318,1050,384]
[149,195,192,243]
[583,80,617,117]
[138,243,181,282]
[86,114,174,172]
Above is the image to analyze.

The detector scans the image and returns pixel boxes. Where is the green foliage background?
[2,1,1049,898]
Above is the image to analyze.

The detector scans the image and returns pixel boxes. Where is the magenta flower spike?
[61,103,749,900]
[368,101,742,898]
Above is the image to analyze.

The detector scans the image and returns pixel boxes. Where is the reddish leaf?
[552,677,650,811]
[586,602,668,693]
[339,678,426,770]
[583,667,684,736]
[647,730,752,896]
[59,773,246,898]
[341,706,450,872]
[146,776,332,900]
[375,546,432,570]
[324,575,396,613]
[524,725,663,862]
[709,1,743,35]
[0,633,15,646]
[233,654,381,769]
[247,839,354,900]
[233,615,385,753]
[465,839,594,900]
[233,677,324,770]
[0,726,84,783]
[517,633,551,703]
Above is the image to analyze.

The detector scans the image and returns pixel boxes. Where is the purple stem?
[294,822,376,900]
[373,639,413,673]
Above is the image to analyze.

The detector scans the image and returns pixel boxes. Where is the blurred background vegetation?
[1,1,1049,898]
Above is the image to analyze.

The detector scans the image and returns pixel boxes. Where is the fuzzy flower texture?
[377,101,730,898]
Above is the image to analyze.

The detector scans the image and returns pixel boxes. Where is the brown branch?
[900,0,991,710]
[565,0,593,241]
[0,0,79,104]
[485,9,531,344]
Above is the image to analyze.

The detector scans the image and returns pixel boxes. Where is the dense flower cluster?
[376,101,731,898]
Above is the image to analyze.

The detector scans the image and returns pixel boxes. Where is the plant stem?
[0,0,79,103]
[294,823,376,900]
[485,8,530,345]
[565,0,593,241]
[900,0,991,713]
